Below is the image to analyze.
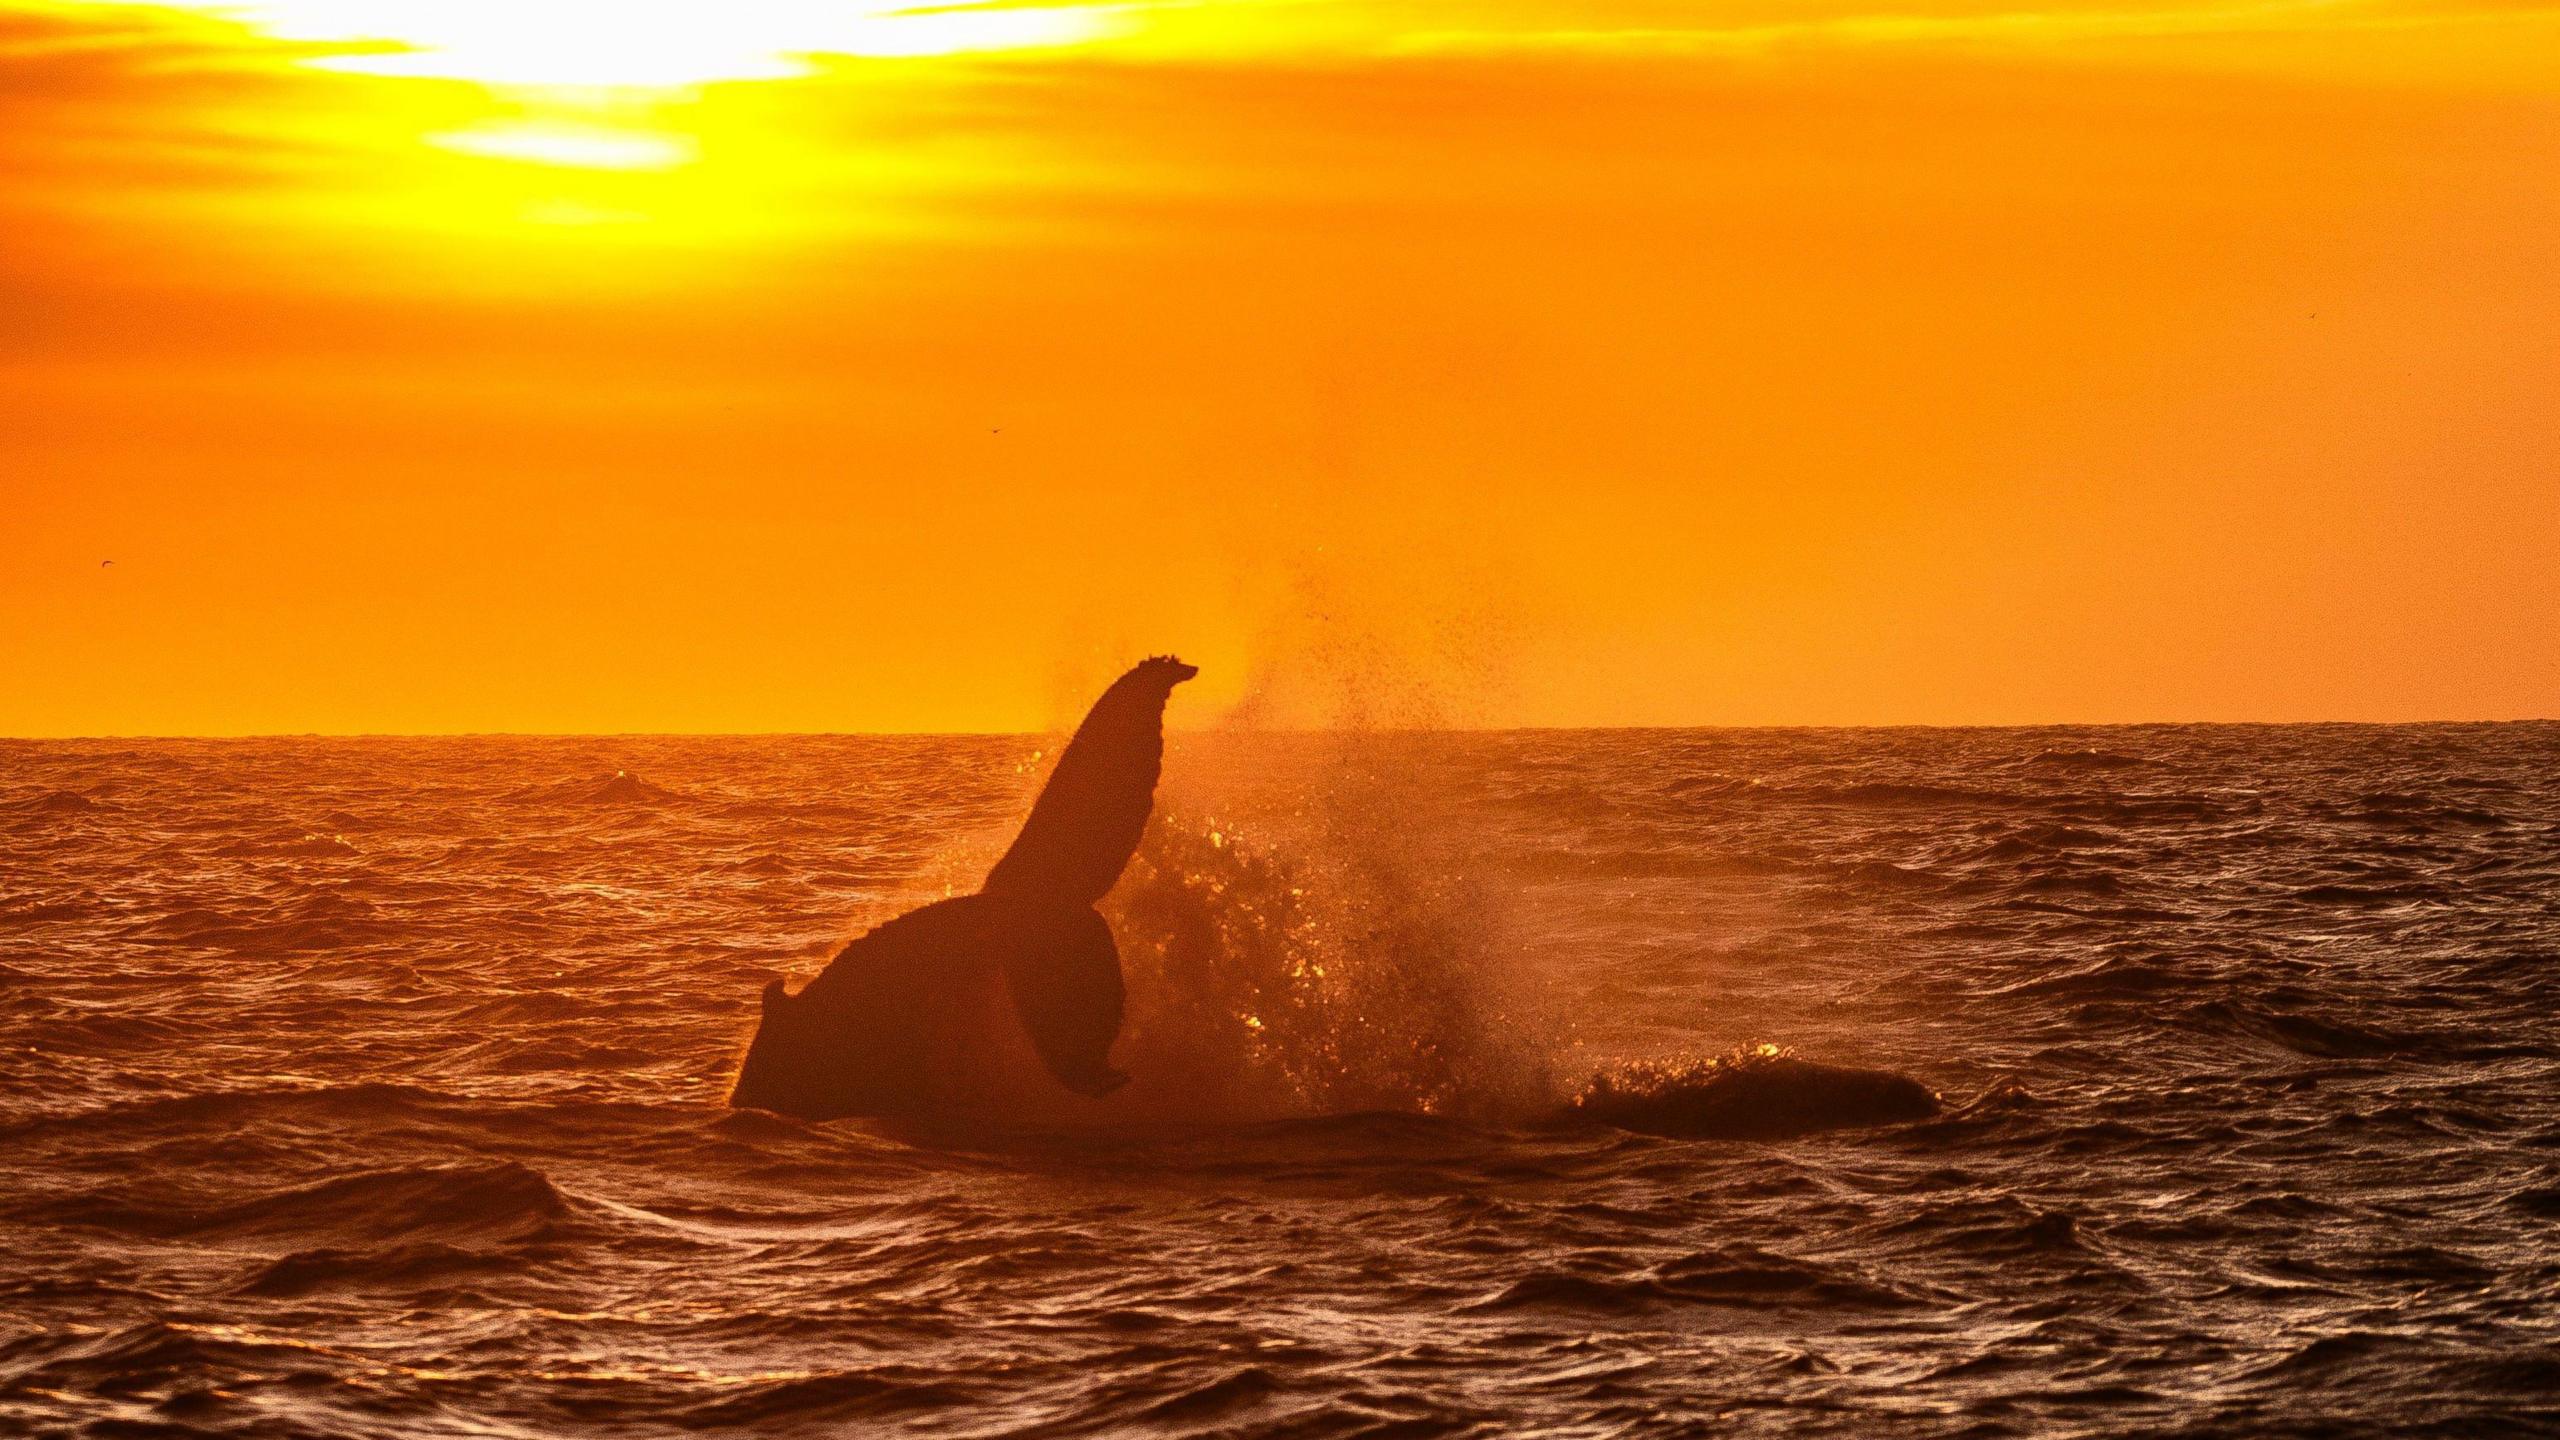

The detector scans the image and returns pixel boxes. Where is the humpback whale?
[1563,1054,1939,1140]
[732,654,1938,1138]
[731,655,1196,1120]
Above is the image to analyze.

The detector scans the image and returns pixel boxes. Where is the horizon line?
[4,715,2555,743]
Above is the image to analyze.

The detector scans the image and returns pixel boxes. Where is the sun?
[207,0,1120,90]
[161,0,1126,181]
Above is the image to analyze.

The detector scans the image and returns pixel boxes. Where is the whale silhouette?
[731,656,1197,1120]
[732,655,1940,1138]
[1562,1054,1939,1140]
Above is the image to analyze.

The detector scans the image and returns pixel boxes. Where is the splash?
[1101,795,1564,1122]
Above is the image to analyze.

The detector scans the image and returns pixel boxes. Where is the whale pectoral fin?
[1001,906,1128,1098]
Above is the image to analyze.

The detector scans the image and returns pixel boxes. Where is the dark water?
[5,725,2560,1437]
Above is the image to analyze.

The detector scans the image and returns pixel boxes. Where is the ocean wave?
[1971,825,2122,860]
[2021,748,2154,770]
[34,1160,569,1245]
[1994,954,2195,1000]
[2198,1001,2416,1059]
[674,1368,977,1426]
[237,1238,544,1297]
[509,770,689,807]
[2013,868,2128,897]
[8,789,102,816]
[1788,781,2029,810]
[0,897,96,923]
[2290,881,2454,907]
[0,1082,459,1144]
[0,1319,345,1396]
[1862,1196,2093,1257]
[206,832,361,859]
[1464,1247,1918,1314]
[2059,793,2260,825]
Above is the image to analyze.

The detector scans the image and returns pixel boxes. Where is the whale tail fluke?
[982,655,1197,908]
[995,901,1129,1097]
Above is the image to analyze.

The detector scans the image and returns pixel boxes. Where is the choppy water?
[5,724,2560,1437]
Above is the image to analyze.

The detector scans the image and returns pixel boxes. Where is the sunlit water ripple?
[4,725,2559,1436]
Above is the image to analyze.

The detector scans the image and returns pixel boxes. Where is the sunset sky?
[3,0,2554,734]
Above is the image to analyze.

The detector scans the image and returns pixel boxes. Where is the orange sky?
[3,0,2555,733]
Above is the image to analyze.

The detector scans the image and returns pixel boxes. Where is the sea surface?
[4,725,2559,1437]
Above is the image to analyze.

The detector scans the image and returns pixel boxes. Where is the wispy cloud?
[0,6,349,191]
[1365,0,2560,56]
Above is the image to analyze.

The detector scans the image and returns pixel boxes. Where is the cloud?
[1367,0,2560,57]
[0,5,355,194]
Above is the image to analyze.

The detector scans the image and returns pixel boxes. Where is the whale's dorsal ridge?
[981,655,1197,908]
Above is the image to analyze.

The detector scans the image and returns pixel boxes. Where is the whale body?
[730,656,1195,1120]
[1562,1056,1939,1140]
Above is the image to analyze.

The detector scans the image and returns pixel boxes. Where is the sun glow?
[208,0,1124,88]
[429,120,697,171]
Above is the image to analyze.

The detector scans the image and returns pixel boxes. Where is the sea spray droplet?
[1103,804,1558,1121]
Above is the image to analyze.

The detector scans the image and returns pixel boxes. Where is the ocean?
[4,724,2557,1436]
